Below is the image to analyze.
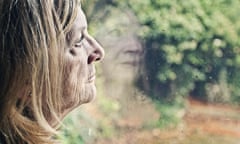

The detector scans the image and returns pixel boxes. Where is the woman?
[0,0,104,143]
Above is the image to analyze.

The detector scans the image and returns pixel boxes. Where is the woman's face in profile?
[61,6,104,114]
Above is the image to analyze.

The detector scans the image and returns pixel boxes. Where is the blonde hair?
[0,0,79,143]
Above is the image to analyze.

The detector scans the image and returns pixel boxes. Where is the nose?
[87,36,105,64]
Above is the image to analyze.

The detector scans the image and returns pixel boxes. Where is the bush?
[126,0,240,103]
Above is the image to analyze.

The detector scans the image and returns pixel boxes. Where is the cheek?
[62,51,91,109]
[64,52,86,80]
[66,61,86,83]
[64,51,87,93]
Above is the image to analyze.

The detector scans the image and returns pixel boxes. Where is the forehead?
[72,7,87,30]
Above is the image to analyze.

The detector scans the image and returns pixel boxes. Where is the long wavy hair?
[0,0,79,143]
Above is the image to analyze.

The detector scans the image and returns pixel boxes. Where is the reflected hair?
[0,0,79,143]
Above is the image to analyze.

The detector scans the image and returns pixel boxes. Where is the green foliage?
[153,98,186,129]
[57,109,97,144]
[126,0,240,103]
[96,94,120,138]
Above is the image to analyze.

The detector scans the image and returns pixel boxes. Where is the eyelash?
[74,35,84,47]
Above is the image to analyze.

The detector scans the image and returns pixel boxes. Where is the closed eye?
[74,34,84,47]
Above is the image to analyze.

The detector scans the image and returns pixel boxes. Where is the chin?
[73,83,97,105]
[60,83,97,118]
[83,83,97,103]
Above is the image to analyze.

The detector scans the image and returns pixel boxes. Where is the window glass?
[59,1,240,144]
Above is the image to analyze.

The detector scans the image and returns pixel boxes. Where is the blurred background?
[59,0,240,143]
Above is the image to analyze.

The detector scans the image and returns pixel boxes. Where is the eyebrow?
[78,26,87,32]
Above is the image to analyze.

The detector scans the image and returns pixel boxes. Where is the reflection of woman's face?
[62,6,104,114]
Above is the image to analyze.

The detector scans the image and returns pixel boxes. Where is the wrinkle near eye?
[66,31,73,44]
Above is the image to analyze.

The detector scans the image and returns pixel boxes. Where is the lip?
[121,60,139,66]
[87,74,96,83]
